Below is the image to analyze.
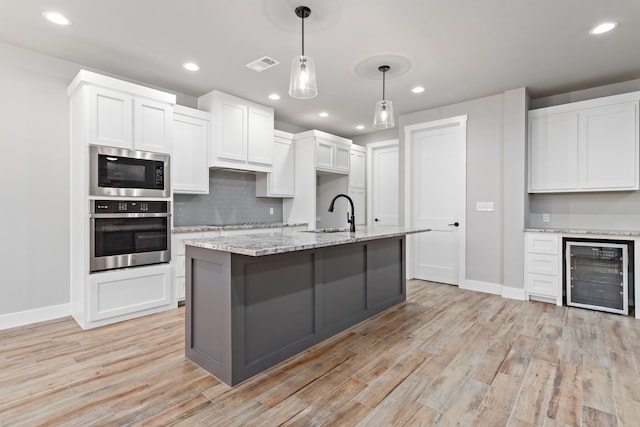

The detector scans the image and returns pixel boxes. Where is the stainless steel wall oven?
[90,200,171,272]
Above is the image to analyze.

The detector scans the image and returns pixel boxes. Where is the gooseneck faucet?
[328,193,356,233]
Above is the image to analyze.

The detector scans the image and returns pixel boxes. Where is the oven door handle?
[89,212,172,219]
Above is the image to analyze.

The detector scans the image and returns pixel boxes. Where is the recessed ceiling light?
[268,93,281,101]
[183,62,200,71]
[319,112,329,117]
[411,86,425,94]
[589,22,618,35]
[356,125,365,130]
[43,11,71,26]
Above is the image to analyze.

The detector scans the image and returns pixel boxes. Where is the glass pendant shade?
[289,55,317,99]
[373,100,394,129]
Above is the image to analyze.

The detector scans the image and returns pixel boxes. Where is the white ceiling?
[1,0,639,138]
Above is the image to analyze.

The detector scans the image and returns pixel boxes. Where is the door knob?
[448,222,459,227]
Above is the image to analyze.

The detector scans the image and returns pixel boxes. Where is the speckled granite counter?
[525,228,640,237]
[183,225,430,256]
[173,222,308,234]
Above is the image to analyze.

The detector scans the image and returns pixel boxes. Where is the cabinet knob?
[374,218,379,222]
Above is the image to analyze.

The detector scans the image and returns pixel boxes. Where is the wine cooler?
[565,239,633,315]
[565,238,633,315]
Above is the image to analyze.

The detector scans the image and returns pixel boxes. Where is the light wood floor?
[1,280,640,426]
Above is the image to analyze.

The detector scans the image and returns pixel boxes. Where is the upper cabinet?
[68,70,175,154]
[197,90,274,173]
[172,105,210,194]
[528,92,640,193]
[256,130,295,198]
[312,133,351,174]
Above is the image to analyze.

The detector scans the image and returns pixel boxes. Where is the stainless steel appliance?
[565,238,633,315]
[90,145,170,198]
[90,200,171,272]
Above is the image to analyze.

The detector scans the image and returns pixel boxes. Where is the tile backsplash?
[173,169,283,226]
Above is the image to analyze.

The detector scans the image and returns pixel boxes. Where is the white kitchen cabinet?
[528,92,639,193]
[316,136,350,174]
[69,70,175,154]
[348,144,367,225]
[283,130,352,230]
[256,130,295,197]
[85,263,173,326]
[524,232,561,305]
[197,90,274,172]
[172,105,210,194]
[172,231,207,302]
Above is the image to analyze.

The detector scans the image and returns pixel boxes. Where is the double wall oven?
[89,146,171,273]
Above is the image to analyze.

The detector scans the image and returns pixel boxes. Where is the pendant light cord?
[382,69,386,101]
[301,12,305,57]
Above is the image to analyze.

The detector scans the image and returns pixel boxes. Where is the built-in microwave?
[89,145,170,198]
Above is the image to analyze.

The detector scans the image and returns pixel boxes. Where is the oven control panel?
[92,200,169,214]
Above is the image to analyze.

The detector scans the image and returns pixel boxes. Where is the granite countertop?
[184,225,431,256]
[173,222,308,233]
[526,228,640,237]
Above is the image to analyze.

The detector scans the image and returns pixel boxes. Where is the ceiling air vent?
[245,56,280,72]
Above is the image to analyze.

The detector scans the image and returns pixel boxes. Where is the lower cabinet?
[172,231,207,302]
[80,263,173,328]
[524,232,562,305]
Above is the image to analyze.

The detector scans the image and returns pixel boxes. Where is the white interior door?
[367,140,399,226]
[405,116,466,285]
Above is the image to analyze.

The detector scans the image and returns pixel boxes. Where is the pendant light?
[289,6,318,99]
[373,65,395,129]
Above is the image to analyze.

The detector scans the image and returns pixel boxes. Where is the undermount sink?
[301,228,351,233]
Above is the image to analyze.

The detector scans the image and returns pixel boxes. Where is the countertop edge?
[184,227,430,256]
[173,222,308,233]
[525,228,640,237]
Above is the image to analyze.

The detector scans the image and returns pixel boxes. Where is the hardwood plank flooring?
[1,280,639,426]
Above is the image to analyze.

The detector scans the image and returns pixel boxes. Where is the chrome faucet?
[328,194,356,233]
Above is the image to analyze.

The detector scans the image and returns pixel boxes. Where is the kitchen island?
[184,225,429,386]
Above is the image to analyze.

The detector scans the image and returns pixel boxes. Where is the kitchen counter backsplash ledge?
[173,222,308,233]
[525,228,640,237]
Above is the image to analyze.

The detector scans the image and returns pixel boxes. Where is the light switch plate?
[476,201,494,212]
[542,213,550,223]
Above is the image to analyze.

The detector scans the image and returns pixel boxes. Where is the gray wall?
[174,170,283,226]
[352,128,399,146]
[528,79,640,230]
[399,93,514,286]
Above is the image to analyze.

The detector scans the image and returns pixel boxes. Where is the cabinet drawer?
[527,273,559,297]
[527,234,559,254]
[527,253,559,276]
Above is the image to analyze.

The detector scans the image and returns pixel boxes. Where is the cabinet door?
[247,106,274,165]
[579,102,638,190]
[316,138,334,170]
[87,86,133,148]
[215,97,247,162]
[349,187,366,225]
[334,144,351,174]
[173,110,209,194]
[134,98,172,153]
[529,112,578,192]
[270,138,295,196]
[349,148,366,188]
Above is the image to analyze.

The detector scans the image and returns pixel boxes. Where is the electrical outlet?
[476,201,494,212]
[269,208,274,215]
[542,213,550,223]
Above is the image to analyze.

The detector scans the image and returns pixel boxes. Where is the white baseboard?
[460,279,526,301]
[0,303,71,331]
[460,279,501,295]
[501,286,526,301]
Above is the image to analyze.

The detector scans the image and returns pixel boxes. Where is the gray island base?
[184,226,429,386]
